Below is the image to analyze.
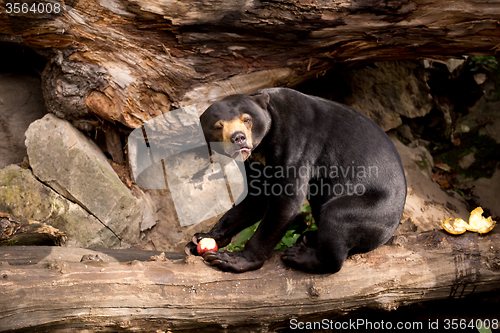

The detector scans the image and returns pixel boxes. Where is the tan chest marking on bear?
[250,150,266,166]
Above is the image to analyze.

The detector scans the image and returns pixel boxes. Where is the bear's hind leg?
[283,192,399,273]
[282,200,349,274]
[319,193,400,272]
[282,227,349,274]
[282,242,323,272]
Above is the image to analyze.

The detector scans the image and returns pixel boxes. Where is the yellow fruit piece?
[441,207,496,235]
[468,207,496,234]
[441,218,469,235]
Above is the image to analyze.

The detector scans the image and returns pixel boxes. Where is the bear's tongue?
[232,147,251,159]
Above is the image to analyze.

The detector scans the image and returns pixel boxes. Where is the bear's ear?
[251,93,270,109]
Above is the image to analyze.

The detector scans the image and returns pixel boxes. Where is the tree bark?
[1,4,500,330]
[1,0,500,129]
[0,212,67,246]
[1,230,499,332]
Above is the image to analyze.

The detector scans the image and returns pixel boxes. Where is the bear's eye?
[243,118,251,124]
[214,124,223,131]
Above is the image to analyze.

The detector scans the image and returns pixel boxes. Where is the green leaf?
[300,204,311,213]
[219,221,260,252]
[304,220,318,232]
[274,239,294,251]
[435,162,451,172]
[221,213,320,252]
[477,320,492,333]
[220,243,236,252]
[281,233,300,247]
[234,221,259,246]
[220,243,245,252]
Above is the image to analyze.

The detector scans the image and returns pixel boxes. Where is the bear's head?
[200,93,271,161]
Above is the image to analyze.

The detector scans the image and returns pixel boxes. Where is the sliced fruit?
[441,218,469,235]
[468,207,496,234]
[197,237,218,255]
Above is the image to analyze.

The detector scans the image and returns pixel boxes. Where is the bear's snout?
[231,131,247,145]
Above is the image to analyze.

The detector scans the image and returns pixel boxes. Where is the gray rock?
[128,107,247,228]
[475,98,500,145]
[459,152,476,170]
[25,114,142,245]
[457,97,500,142]
[421,58,466,74]
[445,59,465,73]
[466,169,500,216]
[0,165,120,248]
[0,73,47,169]
[455,81,500,216]
[344,61,433,131]
[139,188,220,252]
[473,73,487,85]
[394,124,414,144]
[389,134,470,233]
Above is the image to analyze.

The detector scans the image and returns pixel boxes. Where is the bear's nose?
[231,132,246,145]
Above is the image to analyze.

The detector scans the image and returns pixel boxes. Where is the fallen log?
[0,213,67,246]
[1,1,500,131]
[0,230,499,332]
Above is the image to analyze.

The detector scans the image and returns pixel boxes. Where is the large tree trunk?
[1,0,500,129]
[1,2,500,331]
[1,231,499,332]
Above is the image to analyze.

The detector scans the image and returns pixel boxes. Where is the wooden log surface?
[1,230,499,332]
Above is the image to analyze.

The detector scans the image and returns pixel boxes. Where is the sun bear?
[185,88,407,273]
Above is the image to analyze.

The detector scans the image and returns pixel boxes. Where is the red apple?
[197,238,218,255]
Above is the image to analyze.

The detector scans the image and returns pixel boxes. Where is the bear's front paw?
[202,251,264,273]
